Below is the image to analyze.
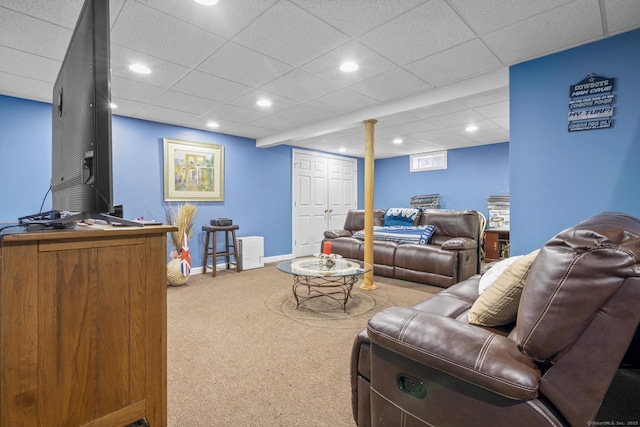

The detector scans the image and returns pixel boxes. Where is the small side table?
[202,224,241,276]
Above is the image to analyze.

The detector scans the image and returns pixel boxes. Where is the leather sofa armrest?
[324,229,352,239]
[440,236,477,250]
[367,307,541,400]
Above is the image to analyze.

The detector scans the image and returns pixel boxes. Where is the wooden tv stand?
[0,225,175,426]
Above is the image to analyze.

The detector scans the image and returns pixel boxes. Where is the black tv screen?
[51,0,113,218]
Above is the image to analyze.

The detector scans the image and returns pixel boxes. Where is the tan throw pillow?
[478,255,523,295]
[469,249,540,327]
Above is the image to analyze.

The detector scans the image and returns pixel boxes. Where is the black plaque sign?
[568,72,616,132]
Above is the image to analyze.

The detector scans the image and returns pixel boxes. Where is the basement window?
[410,151,447,172]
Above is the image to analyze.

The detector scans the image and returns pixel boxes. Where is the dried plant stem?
[165,202,197,250]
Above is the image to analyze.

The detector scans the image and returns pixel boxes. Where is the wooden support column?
[360,119,377,291]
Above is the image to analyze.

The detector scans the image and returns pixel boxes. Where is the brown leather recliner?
[351,212,640,426]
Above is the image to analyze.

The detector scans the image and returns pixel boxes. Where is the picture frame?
[163,138,224,202]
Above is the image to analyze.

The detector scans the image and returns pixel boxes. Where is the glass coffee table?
[277,256,372,313]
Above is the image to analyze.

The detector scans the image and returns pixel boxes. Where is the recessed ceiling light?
[129,63,151,74]
[338,147,347,152]
[465,125,478,132]
[256,99,272,107]
[206,121,220,128]
[339,61,359,72]
[109,102,118,109]
[392,138,403,144]
[194,0,218,5]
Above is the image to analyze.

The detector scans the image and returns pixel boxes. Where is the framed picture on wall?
[163,138,224,202]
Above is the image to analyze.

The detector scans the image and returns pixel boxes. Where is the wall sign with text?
[567,72,615,132]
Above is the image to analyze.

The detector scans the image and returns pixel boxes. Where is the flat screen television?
[49,0,138,227]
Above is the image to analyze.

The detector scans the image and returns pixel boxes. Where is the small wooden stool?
[202,224,241,276]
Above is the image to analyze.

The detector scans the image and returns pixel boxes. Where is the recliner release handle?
[397,374,427,399]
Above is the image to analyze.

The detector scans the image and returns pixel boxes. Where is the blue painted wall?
[0,95,294,264]
[1,96,52,217]
[374,143,509,217]
[510,28,640,255]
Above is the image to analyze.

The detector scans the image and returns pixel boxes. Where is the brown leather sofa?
[322,209,481,288]
[351,212,640,426]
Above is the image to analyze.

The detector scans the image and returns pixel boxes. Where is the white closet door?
[327,157,356,230]
[293,151,357,257]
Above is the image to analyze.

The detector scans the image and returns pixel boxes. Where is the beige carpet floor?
[167,263,440,426]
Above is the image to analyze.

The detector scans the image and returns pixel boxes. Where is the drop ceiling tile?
[251,114,306,132]
[358,0,476,65]
[428,133,477,148]
[377,111,427,128]
[206,104,268,123]
[349,68,431,102]
[290,0,427,37]
[0,8,71,60]
[447,0,574,35]
[111,1,225,68]
[0,72,52,102]
[232,1,349,66]
[111,97,146,117]
[604,0,640,34]
[135,0,278,39]
[225,123,277,139]
[298,130,353,147]
[259,69,341,102]
[228,90,298,115]
[184,116,244,133]
[152,91,222,115]
[483,0,603,64]
[306,88,378,114]
[408,139,448,152]
[111,75,165,103]
[384,135,424,146]
[301,41,397,86]
[109,0,127,26]
[411,101,468,119]
[463,127,510,144]
[446,119,499,136]
[473,101,509,119]
[134,105,198,126]
[410,129,451,142]
[0,0,83,29]
[405,39,503,86]
[110,46,190,88]
[425,110,486,128]
[386,120,438,136]
[491,115,510,131]
[276,103,336,123]
[197,42,293,88]
[379,137,443,153]
[171,70,252,104]
[0,46,60,83]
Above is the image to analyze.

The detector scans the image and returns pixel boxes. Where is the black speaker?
[211,218,232,226]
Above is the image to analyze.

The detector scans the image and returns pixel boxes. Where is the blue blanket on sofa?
[352,225,437,245]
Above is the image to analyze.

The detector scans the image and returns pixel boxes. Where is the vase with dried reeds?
[164,202,197,286]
